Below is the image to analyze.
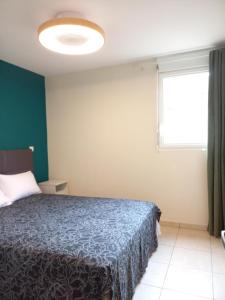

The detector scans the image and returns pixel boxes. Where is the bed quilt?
[0,194,160,300]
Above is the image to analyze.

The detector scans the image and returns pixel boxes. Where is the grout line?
[158,225,179,298]
[209,236,215,300]
[159,243,211,253]
[161,287,213,300]
[141,282,161,289]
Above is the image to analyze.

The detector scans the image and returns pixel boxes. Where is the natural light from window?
[159,71,208,148]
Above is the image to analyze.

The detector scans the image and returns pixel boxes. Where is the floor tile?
[132,284,161,300]
[212,253,225,274]
[160,289,212,300]
[141,261,168,287]
[164,266,213,298]
[151,245,174,264]
[170,247,211,272]
[159,226,178,246]
[211,237,225,256]
[213,273,225,300]
[178,228,210,238]
[175,228,210,252]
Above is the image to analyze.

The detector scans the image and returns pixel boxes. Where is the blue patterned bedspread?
[0,194,160,300]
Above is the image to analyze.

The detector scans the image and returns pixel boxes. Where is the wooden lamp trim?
[38,18,105,39]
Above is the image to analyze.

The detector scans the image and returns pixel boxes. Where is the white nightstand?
[39,180,69,195]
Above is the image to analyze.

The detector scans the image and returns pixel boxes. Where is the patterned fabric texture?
[0,194,161,300]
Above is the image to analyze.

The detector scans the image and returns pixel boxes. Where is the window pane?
[160,71,208,147]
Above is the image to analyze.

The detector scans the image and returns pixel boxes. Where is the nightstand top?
[39,179,67,187]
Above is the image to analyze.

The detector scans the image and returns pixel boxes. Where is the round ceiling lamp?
[38,15,105,55]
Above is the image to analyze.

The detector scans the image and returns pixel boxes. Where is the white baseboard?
[160,220,207,231]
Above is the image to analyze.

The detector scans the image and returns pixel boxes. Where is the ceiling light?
[38,17,105,55]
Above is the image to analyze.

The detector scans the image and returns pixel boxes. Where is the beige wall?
[46,60,208,226]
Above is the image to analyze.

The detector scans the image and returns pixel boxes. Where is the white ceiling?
[1,0,225,76]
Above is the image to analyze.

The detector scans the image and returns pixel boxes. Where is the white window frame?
[157,66,209,149]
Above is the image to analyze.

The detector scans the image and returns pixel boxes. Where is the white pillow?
[0,190,12,207]
[0,171,41,202]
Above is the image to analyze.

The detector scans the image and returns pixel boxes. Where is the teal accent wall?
[0,60,48,182]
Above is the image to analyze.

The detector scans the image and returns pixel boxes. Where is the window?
[158,68,208,148]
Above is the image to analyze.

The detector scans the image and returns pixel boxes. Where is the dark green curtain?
[208,48,225,237]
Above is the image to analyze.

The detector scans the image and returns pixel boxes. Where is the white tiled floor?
[132,225,225,300]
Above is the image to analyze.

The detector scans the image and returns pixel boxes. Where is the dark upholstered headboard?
[0,149,33,175]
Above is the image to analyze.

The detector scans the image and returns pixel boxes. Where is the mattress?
[0,194,161,300]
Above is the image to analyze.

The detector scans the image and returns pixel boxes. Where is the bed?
[0,150,161,300]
